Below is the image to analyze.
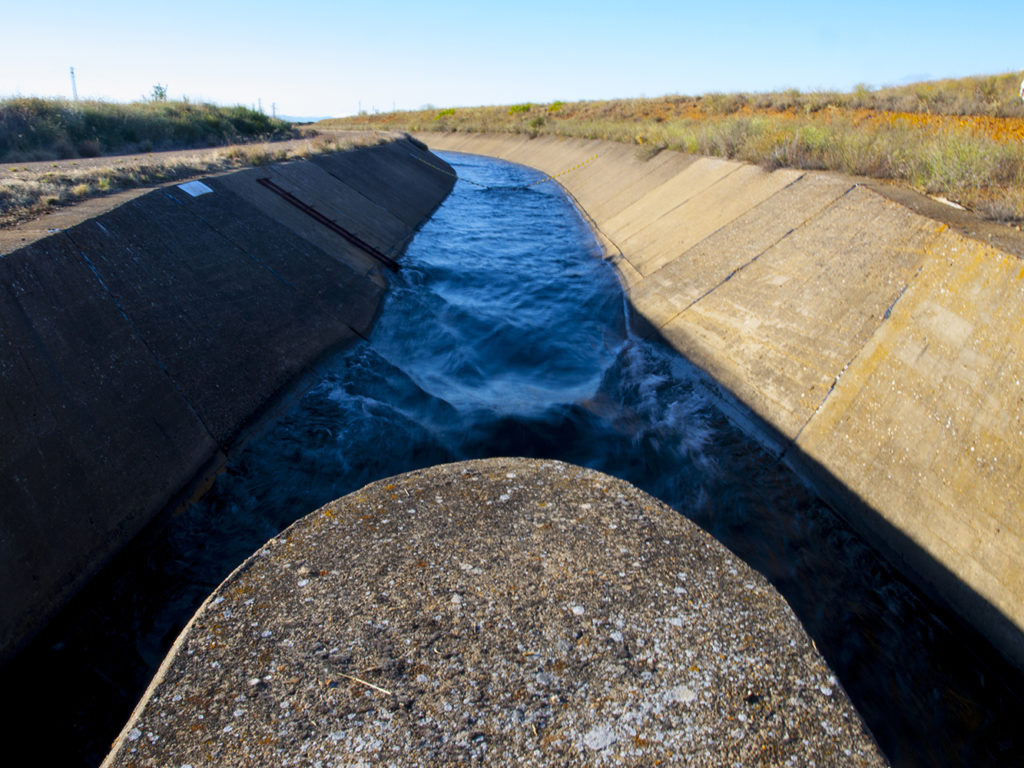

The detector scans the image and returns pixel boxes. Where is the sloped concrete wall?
[418,132,1024,670]
[0,137,455,661]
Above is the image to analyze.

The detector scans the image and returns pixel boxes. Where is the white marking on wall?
[178,180,214,197]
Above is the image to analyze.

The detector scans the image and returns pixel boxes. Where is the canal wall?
[417,132,1024,671]
[0,136,455,661]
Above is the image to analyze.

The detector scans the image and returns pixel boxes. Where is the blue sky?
[2,1,1021,118]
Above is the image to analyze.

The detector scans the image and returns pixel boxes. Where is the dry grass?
[325,73,1024,223]
[0,132,386,229]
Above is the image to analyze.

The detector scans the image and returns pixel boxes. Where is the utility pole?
[272,102,276,118]
[258,97,263,114]
[70,67,78,101]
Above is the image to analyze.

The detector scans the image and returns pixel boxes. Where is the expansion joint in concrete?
[653,163,750,223]
[315,164,397,226]
[644,223,796,331]
[784,256,927,457]
[65,228,226,452]
[161,188,298,290]
[347,322,372,343]
[638,173,861,332]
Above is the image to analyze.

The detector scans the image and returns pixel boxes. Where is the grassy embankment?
[325,72,1024,223]
[0,98,378,228]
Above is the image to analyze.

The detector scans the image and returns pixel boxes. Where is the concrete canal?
[3,151,1020,767]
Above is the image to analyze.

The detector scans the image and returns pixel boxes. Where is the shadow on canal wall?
[0,135,455,662]
[417,132,1024,672]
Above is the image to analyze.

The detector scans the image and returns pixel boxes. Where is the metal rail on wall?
[256,177,400,272]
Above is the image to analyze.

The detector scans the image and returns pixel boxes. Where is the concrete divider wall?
[0,137,455,661]
[418,132,1024,670]
[102,458,886,767]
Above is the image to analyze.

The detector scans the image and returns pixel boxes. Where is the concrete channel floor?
[103,458,885,767]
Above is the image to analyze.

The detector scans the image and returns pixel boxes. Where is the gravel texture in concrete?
[104,458,884,767]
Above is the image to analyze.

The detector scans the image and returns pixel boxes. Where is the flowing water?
[4,152,1020,767]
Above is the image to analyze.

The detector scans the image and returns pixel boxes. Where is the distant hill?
[279,115,334,124]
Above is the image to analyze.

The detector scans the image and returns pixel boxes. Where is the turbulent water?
[5,152,1020,767]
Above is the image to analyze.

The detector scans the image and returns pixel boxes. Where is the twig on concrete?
[334,672,393,696]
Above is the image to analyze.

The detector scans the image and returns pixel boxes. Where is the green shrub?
[0,97,295,161]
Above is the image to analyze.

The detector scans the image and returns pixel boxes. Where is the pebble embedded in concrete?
[102,458,887,767]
